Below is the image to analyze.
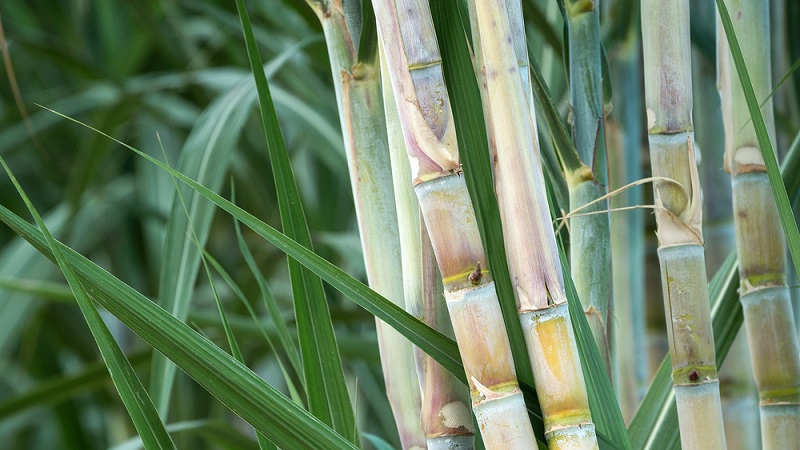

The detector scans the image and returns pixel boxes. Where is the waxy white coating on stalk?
[428,436,475,450]
[718,0,800,446]
[473,393,538,449]
[374,0,535,445]
[546,424,598,450]
[760,406,800,449]
[311,2,425,448]
[674,383,727,450]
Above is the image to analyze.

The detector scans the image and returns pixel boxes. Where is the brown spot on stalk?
[689,369,699,382]
[469,263,483,286]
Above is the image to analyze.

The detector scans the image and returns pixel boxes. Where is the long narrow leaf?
[109,420,259,450]
[35,106,625,448]
[149,62,256,417]
[0,204,359,450]
[0,158,176,450]
[232,186,302,382]
[51,111,464,383]
[234,1,357,443]
[0,351,149,420]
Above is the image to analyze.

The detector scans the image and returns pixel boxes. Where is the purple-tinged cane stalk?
[375,0,537,446]
[465,1,597,448]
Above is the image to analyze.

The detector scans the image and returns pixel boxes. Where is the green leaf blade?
[234,1,357,444]
[0,203,358,450]
[0,158,176,450]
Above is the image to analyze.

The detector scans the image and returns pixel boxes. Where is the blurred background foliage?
[0,1,388,448]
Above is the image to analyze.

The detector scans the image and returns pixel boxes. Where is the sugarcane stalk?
[640,0,727,448]
[562,0,614,380]
[374,0,537,447]
[306,2,425,448]
[467,1,597,448]
[381,48,475,449]
[717,0,800,447]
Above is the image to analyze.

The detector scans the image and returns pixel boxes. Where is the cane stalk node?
[727,145,766,175]
[469,262,483,286]
[673,365,717,385]
[565,0,596,17]
[349,62,373,81]
[759,387,800,405]
[567,165,595,188]
[471,377,519,403]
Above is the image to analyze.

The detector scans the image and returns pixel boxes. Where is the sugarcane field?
[0,0,799,449]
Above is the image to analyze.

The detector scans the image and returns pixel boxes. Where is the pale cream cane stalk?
[467,1,597,448]
[305,1,425,447]
[381,48,475,449]
[374,0,537,447]
[718,0,800,447]
[640,0,726,448]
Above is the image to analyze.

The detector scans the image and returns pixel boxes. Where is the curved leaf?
[235,0,357,443]
[0,204,358,450]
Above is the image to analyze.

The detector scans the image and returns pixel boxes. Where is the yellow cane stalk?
[382,48,475,449]
[467,1,597,448]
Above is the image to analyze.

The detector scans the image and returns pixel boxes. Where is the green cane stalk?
[561,0,614,380]
[305,1,425,447]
